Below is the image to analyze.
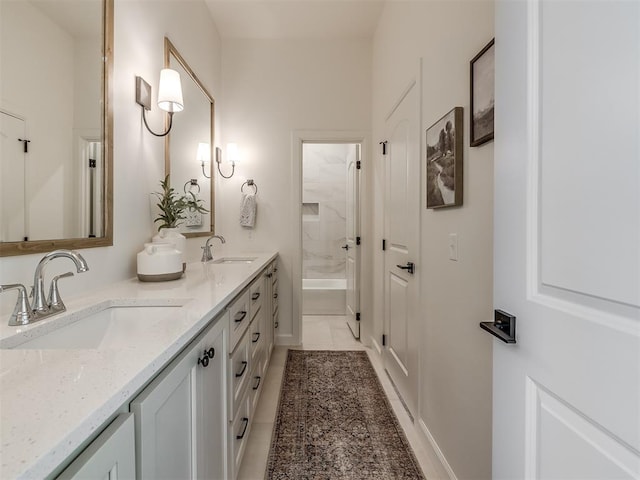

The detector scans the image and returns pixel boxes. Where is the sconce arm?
[142,108,174,137]
[216,162,235,179]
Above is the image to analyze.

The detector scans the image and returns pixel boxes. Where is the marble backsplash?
[302,143,355,280]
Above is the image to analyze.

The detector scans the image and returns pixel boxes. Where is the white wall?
[218,38,372,342]
[371,2,494,479]
[0,0,222,313]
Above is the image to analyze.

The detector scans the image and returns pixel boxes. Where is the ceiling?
[204,0,385,39]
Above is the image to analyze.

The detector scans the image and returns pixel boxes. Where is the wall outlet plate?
[185,211,202,227]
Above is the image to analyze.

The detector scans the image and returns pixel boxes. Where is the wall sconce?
[216,143,238,179]
[198,143,212,178]
[135,69,183,137]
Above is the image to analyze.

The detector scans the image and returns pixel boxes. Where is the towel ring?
[184,179,201,195]
[241,179,258,195]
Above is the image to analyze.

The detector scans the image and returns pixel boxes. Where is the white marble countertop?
[0,252,278,480]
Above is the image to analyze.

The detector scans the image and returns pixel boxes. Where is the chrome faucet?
[201,235,226,262]
[1,250,89,326]
[32,249,89,315]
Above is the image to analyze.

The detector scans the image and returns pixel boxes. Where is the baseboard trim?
[418,418,458,480]
[370,336,382,355]
[275,334,299,346]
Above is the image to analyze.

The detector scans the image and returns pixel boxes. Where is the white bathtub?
[302,278,346,315]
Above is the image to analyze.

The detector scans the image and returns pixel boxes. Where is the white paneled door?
[493,0,640,478]
[383,79,420,419]
[346,144,361,338]
[0,111,27,242]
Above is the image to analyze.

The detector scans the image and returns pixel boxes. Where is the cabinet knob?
[197,347,215,367]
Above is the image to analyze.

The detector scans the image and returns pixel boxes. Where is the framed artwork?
[426,107,463,209]
[470,38,495,147]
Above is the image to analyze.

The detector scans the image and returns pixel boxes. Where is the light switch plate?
[448,233,458,261]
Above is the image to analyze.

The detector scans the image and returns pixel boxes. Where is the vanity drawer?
[229,289,251,352]
[229,394,251,480]
[249,309,264,364]
[229,329,250,421]
[249,355,264,414]
[249,280,263,321]
[272,278,279,316]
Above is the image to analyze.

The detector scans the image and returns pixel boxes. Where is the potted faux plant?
[153,174,208,230]
[151,175,208,268]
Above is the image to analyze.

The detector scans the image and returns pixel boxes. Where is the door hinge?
[356,312,360,321]
[382,334,386,346]
[356,236,361,246]
[89,158,97,168]
[356,160,361,170]
[379,141,388,155]
[382,239,386,251]
[18,138,31,153]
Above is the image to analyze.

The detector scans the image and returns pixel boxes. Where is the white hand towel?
[239,193,257,228]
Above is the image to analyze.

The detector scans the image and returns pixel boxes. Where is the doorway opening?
[300,141,361,340]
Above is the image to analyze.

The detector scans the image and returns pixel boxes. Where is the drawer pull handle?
[251,292,261,301]
[252,332,261,343]
[236,417,249,440]
[198,356,209,368]
[234,311,247,323]
[253,376,261,390]
[235,361,248,378]
[207,347,215,359]
[273,293,278,299]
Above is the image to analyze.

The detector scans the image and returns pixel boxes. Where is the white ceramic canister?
[137,242,183,282]
[152,227,186,271]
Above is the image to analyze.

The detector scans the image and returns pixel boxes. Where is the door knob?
[396,262,415,274]
[341,244,350,250]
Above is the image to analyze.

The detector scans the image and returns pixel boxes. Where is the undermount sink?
[1,299,190,350]
[211,257,257,264]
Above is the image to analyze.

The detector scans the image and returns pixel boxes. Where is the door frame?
[291,130,370,345]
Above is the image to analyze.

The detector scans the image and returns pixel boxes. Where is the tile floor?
[236,315,450,480]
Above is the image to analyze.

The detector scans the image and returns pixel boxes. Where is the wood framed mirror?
[0,0,113,256]
[164,37,215,238]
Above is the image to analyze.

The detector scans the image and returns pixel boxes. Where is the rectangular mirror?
[164,37,215,237]
[0,0,113,256]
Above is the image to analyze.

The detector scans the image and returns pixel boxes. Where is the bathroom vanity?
[0,252,278,479]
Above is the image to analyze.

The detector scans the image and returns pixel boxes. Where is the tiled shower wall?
[302,143,355,279]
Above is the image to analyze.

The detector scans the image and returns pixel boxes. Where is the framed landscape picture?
[470,38,495,147]
[426,107,463,209]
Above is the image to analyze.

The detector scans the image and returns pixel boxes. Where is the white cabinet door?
[57,413,135,480]
[132,314,228,480]
[196,317,228,480]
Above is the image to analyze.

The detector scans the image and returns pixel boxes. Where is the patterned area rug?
[266,350,425,480]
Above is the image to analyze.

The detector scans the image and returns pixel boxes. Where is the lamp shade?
[197,143,210,163]
[227,143,239,165]
[157,69,184,113]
